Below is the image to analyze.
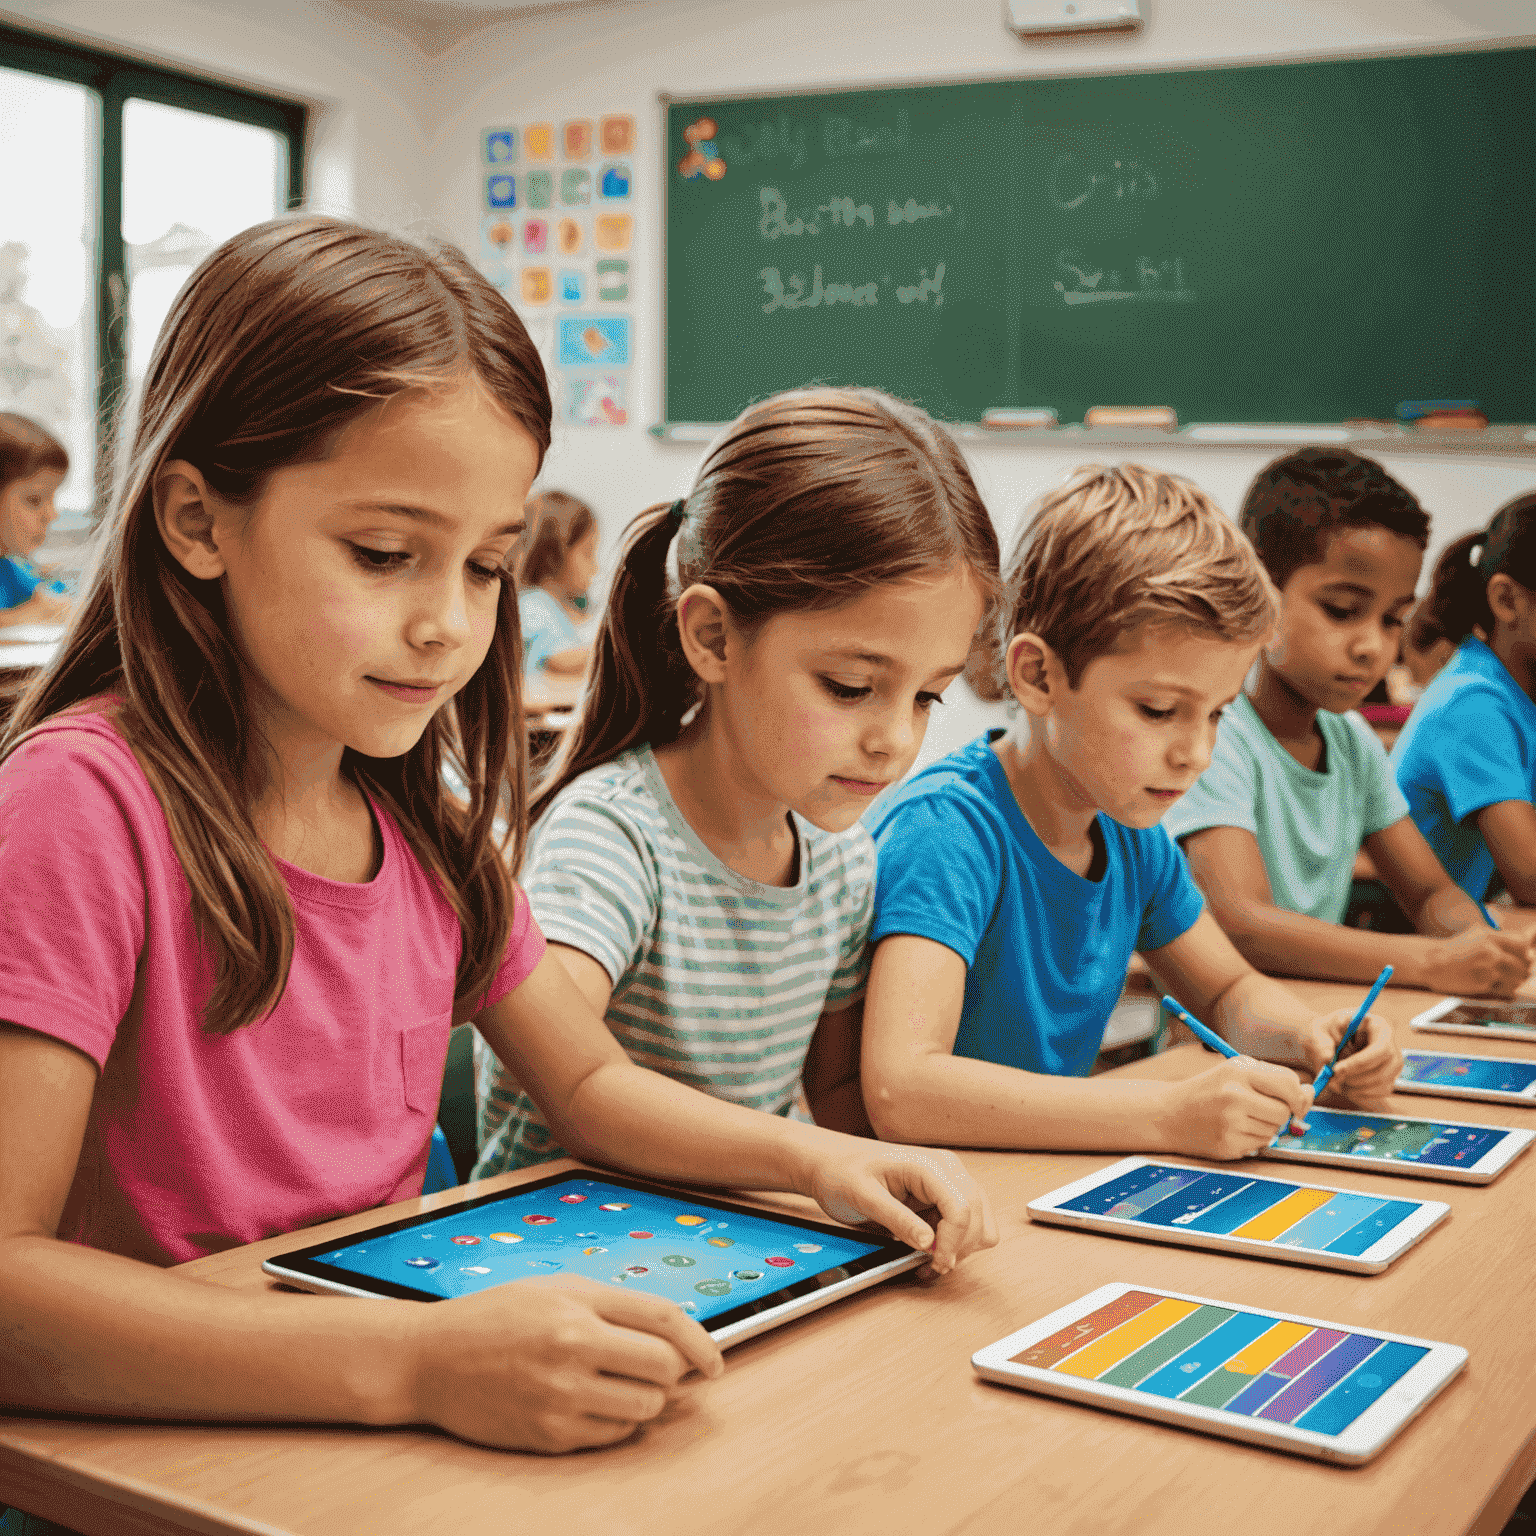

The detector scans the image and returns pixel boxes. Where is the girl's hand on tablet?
[405,1273,722,1453]
[1164,1057,1314,1160]
[1308,1008,1401,1108]
[1422,926,1532,999]
[802,1142,998,1275]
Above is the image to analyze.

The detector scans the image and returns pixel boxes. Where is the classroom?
[3,0,1536,1533]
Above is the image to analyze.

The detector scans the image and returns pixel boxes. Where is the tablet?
[1027,1158,1447,1274]
[1397,1050,1536,1105]
[1411,996,1536,1044]
[972,1282,1466,1464]
[261,1170,923,1347]
[1265,1107,1532,1183]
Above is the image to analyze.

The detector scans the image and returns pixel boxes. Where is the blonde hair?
[970,463,1277,699]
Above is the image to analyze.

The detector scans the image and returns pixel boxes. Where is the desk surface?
[4,977,1536,1536]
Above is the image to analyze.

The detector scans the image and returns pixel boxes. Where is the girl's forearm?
[1208,971,1316,1066]
[0,1234,418,1423]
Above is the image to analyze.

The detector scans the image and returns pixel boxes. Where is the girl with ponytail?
[1393,491,1536,906]
[475,386,1002,1178]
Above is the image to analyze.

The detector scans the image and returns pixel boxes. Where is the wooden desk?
[4,980,1536,1536]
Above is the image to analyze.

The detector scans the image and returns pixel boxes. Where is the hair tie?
[667,498,686,531]
[1470,536,1486,568]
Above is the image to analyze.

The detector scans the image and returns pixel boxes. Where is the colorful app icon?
[558,1193,587,1204]
[460,1264,491,1275]
[582,1245,608,1256]
[450,1235,481,1245]
[481,215,516,257]
[596,258,629,302]
[523,218,548,255]
[483,127,516,164]
[557,315,630,367]
[526,122,553,159]
[521,268,552,305]
[594,214,633,253]
[523,1213,557,1225]
[527,1258,563,1270]
[485,173,516,209]
[599,1201,631,1211]
[675,1214,707,1227]
[560,168,592,207]
[629,1229,654,1240]
[792,1243,823,1253]
[557,217,584,255]
[600,114,635,155]
[599,162,631,199]
[730,1269,763,1282]
[624,1264,650,1277]
[706,1236,735,1249]
[563,118,593,159]
[694,1278,731,1297]
[662,1254,696,1267]
[765,1256,795,1267]
[525,168,553,209]
[488,1231,523,1244]
[404,1256,440,1270]
[559,269,585,303]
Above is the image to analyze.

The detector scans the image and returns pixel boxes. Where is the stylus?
[1160,996,1238,1058]
[1478,900,1499,928]
[1312,965,1393,1097]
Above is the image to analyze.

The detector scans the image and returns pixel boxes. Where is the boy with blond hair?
[861,465,1402,1160]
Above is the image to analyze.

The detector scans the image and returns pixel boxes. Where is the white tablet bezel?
[260,1170,925,1347]
[1262,1108,1534,1183]
[1410,995,1536,1044]
[1397,1049,1536,1105]
[1026,1156,1449,1274]
[971,1281,1467,1465]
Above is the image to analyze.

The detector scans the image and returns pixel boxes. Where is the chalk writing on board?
[823,111,910,159]
[888,197,953,226]
[1049,154,1162,212]
[759,263,945,313]
[716,118,809,170]
[1053,249,1193,306]
[760,187,875,238]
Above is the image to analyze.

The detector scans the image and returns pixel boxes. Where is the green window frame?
[0,22,305,490]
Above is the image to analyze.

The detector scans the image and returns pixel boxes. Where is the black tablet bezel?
[264,1169,917,1332]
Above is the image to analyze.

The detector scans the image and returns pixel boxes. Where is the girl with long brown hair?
[0,222,993,1467]
[475,387,1004,1182]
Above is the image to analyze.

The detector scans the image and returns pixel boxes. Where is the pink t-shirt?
[0,708,545,1265]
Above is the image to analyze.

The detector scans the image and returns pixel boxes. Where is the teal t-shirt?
[1163,693,1408,923]
[1391,638,1536,901]
[869,731,1204,1078]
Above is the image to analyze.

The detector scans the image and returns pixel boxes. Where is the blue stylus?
[1312,964,1393,1097]
[1160,995,1239,1059]
[1478,900,1499,929]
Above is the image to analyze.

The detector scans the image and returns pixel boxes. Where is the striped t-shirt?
[472,745,874,1175]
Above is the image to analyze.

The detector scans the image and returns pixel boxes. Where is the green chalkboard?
[663,47,1536,427]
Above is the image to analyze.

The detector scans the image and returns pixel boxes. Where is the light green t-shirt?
[473,745,874,1176]
[1162,693,1408,924]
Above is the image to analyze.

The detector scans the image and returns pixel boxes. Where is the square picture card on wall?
[558,315,630,368]
[563,372,629,428]
[482,127,517,164]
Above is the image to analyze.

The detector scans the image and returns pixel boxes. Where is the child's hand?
[1165,1056,1315,1160]
[1425,927,1532,998]
[11,586,69,624]
[406,1273,723,1453]
[1303,1008,1402,1107]
[804,1142,997,1275]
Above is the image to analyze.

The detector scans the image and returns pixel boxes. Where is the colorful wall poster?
[558,316,630,368]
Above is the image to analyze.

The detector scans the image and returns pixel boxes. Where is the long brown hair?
[0,411,69,491]
[519,489,595,590]
[1412,491,1536,651]
[0,216,551,1032]
[532,386,1000,823]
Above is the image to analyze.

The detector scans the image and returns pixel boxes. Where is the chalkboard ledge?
[650,423,1536,454]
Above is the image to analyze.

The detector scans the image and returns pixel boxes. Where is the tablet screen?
[1010,1288,1428,1436]
[1272,1108,1512,1168]
[1053,1163,1426,1256]
[301,1176,891,1322]
[1434,1000,1536,1034]
[1401,1053,1536,1094]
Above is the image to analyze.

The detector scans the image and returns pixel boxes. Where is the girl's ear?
[154,460,227,580]
[1004,630,1059,717]
[675,582,732,684]
[1486,571,1531,632]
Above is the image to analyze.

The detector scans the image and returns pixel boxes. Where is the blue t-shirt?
[1392,637,1536,901]
[0,555,42,610]
[869,731,1205,1078]
[518,586,580,682]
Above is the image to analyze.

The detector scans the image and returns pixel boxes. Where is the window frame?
[0,22,306,512]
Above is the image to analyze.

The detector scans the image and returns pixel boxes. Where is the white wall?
[428,0,1536,762]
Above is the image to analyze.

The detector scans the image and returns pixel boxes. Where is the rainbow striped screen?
[1012,1289,1427,1434]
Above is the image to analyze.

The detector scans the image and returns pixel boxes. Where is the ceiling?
[335,0,631,55]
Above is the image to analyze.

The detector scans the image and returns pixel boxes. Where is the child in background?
[475,386,1002,1176]
[519,488,599,685]
[861,465,1402,1162]
[0,412,71,627]
[0,218,993,1473]
[1393,492,1536,907]
[1168,449,1527,994]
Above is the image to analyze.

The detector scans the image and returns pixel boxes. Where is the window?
[0,25,304,524]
